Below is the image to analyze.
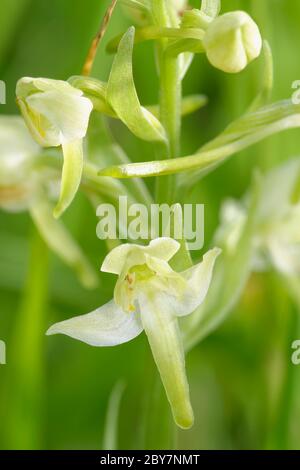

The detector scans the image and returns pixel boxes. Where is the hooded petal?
[171,247,221,317]
[101,237,180,275]
[46,300,143,347]
[138,290,194,429]
[26,90,92,146]
[30,197,98,289]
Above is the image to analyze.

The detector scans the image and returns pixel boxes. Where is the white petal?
[53,139,83,218]
[138,290,194,429]
[26,90,93,145]
[101,238,180,275]
[46,300,143,347]
[172,247,221,317]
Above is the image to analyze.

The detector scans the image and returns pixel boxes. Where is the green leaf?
[107,27,167,143]
[97,100,300,184]
[181,173,262,351]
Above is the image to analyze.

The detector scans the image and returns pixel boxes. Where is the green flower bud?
[16,77,93,218]
[203,11,262,74]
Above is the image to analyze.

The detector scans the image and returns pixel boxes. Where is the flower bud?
[203,11,262,74]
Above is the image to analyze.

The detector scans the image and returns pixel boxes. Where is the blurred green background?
[0,0,300,450]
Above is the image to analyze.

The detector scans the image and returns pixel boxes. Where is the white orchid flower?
[16,77,93,218]
[47,238,221,429]
[216,159,300,277]
[0,115,39,212]
[203,11,262,73]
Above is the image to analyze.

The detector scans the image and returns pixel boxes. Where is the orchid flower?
[0,115,98,289]
[47,238,221,429]
[16,77,93,218]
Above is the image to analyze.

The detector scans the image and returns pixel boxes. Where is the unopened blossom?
[203,11,262,73]
[16,77,93,218]
[47,238,220,429]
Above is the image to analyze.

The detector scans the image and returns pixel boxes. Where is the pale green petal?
[101,238,180,275]
[16,77,93,148]
[101,243,145,275]
[170,248,221,317]
[138,290,194,429]
[46,300,143,346]
[53,139,83,218]
[17,77,83,98]
[30,198,98,289]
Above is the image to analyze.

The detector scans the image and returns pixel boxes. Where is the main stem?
[152,0,182,204]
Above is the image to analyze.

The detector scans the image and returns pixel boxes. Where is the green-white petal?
[138,290,194,429]
[101,238,180,275]
[26,89,92,146]
[46,300,143,346]
[172,247,221,317]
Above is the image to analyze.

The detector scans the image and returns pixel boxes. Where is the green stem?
[6,227,49,449]
[152,1,182,204]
